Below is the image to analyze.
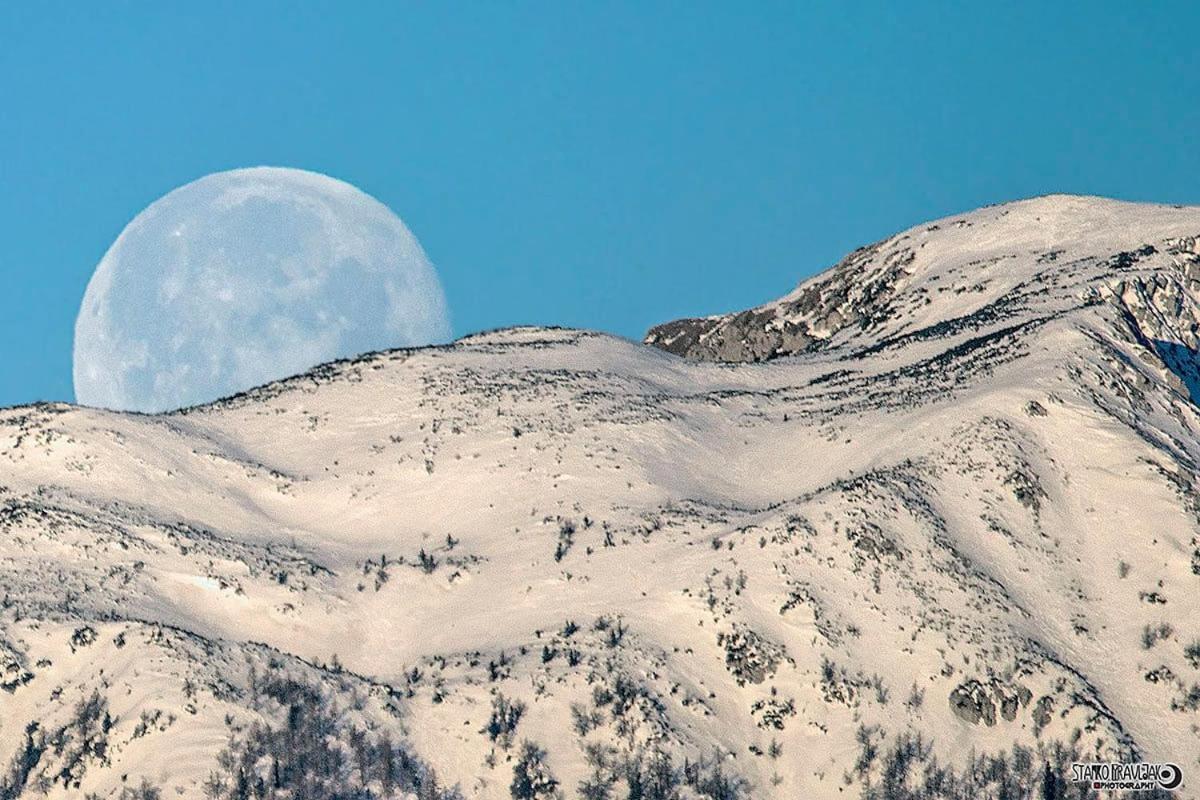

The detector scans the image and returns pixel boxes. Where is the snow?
[4,195,1200,797]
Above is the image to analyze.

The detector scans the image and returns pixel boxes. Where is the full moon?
[74,167,451,413]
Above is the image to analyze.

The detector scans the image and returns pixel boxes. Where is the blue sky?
[2,2,1198,407]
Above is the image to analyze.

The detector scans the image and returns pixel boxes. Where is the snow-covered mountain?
[3,194,1200,799]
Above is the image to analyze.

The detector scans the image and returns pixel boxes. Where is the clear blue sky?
[2,2,1198,407]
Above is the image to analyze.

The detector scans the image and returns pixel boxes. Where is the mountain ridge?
[645,194,1200,367]
[3,196,1200,799]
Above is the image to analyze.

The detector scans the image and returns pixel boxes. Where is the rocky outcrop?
[644,238,911,361]
[949,679,1032,726]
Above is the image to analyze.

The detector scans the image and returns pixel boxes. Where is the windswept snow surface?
[4,195,1200,798]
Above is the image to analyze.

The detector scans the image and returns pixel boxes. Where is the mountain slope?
[3,195,1200,799]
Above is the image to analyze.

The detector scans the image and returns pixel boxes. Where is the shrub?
[510,741,559,800]
[484,693,526,748]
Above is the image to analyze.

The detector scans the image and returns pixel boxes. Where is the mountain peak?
[645,196,1200,363]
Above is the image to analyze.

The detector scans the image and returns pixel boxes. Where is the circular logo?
[1157,763,1183,790]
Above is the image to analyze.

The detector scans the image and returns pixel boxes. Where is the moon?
[74,167,451,413]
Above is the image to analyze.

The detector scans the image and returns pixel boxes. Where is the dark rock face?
[949,679,1032,726]
[645,239,908,361]
[644,307,816,363]
[719,625,788,686]
[950,680,996,726]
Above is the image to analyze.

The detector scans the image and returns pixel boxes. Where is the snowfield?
[3,195,1200,798]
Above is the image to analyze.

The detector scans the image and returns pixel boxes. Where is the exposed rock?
[950,679,1032,727]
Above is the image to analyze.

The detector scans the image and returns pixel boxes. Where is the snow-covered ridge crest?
[645,194,1200,364]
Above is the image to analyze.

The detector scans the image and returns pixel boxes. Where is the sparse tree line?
[854,728,1174,800]
[2,672,1178,800]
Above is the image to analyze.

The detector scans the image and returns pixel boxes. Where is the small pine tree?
[118,779,162,800]
[578,775,613,800]
[1041,761,1060,800]
[510,740,559,800]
